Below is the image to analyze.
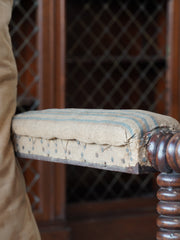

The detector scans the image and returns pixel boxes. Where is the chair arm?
[147,131,180,173]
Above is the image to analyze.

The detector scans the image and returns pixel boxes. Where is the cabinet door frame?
[35,0,180,225]
[36,0,66,221]
[167,0,180,121]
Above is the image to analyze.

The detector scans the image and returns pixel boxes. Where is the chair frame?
[147,131,180,239]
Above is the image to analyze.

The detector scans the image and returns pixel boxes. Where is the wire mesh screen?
[66,0,168,202]
[10,0,40,210]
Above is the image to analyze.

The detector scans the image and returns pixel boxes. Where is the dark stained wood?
[38,0,66,109]
[67,198,156,221]
[67,198,157,239]
[157,231,180,240]
[147,131,180,239]
[68,213,156,240]
[39,220,71,240]
[166,0,180,121]
[36,0,66,223]
[166,133,180,172]
[53,0,67,220]
[156,172,180,240]
[41,231,70,240]
[147,131,180,173]
[156,133,174,172]
[54,0,66,108]
[36,0,56,221]
[38,0,55,109]
[54,163,66,219]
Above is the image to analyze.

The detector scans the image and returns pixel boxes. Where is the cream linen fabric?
[0,1,40,239]
[12,109,180,173]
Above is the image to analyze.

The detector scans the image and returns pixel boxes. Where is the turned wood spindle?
[147,131,180,240]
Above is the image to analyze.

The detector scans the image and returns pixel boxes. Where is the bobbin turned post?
[147,132,180,240]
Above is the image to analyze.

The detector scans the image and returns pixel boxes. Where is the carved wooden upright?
[147,131,180,239]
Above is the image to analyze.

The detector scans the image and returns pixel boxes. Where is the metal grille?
[66,0,167,202]
[67,167,155,202]
[10,0,40,210]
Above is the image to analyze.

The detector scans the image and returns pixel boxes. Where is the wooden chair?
[12,108,180,239]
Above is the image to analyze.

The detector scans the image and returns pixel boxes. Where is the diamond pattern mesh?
[66,0,167,202]
[10,0,40,210]
[11,0,39,113]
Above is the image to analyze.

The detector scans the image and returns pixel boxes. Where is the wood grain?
[147,131,180,239]
[156,173,180,240]
[147,132,180,173]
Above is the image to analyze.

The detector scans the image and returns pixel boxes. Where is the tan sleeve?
[0,1,40,239]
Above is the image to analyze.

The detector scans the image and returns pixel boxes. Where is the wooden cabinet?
[11,0,180,239]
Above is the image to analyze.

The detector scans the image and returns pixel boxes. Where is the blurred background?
[10,0,180,239]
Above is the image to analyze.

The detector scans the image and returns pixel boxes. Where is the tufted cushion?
[0,1,40,239]
[12,109,180,174]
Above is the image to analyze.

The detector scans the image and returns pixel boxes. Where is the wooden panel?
[167,0,180,121]
[41,232,70,240]
[54,0,66,108]
[38,0,55,109]
[39,220,71,240]
[67,198,157,239]
[67,198,157,220]
[38,0,66,109]
[69,213,156,240]
[36,0,56,221]
[53,0,66,219]
[36,0,66,221]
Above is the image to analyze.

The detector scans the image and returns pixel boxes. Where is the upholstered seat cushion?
[12,109,180,174]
